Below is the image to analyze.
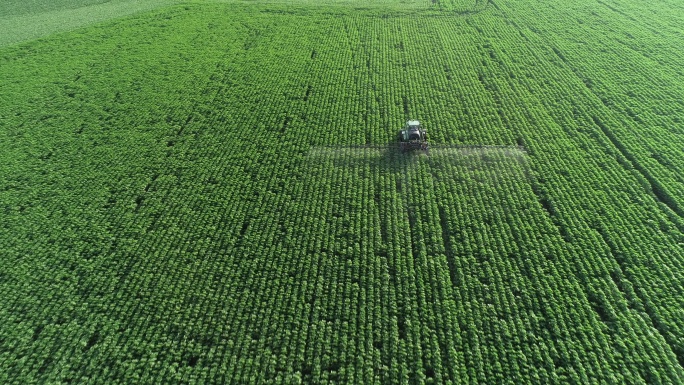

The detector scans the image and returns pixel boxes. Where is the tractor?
[398,120,428,153]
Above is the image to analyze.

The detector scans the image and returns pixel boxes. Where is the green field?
[1,0,684,383]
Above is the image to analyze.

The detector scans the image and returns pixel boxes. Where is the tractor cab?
[400,120,423,141]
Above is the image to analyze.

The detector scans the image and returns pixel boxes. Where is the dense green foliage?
[1,0,684,383]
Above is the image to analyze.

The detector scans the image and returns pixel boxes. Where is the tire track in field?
[458,8,684,376]
[543,45,684,227]
[515,4,684,232]
[505,20,684,372]
[533,46,684,377]
[589,115,684,223]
